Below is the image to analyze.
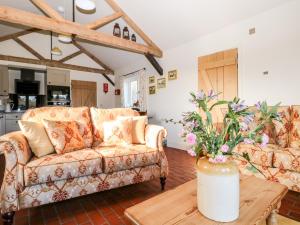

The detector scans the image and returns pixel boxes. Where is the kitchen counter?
[3,110,26,114]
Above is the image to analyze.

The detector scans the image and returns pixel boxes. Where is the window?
[123,75,139,108]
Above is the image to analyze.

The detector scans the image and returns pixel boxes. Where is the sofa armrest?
[0,131,32,213]
[145,124,167,151]
[145,125,168,177]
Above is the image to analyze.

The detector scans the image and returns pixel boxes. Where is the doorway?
[71,80,97,107]
[198,48,238,121]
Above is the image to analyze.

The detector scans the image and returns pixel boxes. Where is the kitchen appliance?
[0,99,5,112]
[5,103,14,112]
[47,85,71,106]
[0,113,4,135]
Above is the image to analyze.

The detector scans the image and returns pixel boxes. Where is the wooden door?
[198,48,238,122]
[71,80,97,107]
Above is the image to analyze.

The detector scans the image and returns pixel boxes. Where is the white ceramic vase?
[196,157,239,222]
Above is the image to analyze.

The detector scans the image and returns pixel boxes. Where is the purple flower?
[255,101,262,110]
[196,91,205,100]
[207,90,218,100]
[261,133,269,147]
[220,144,229,153]
[244,114,254,125]
[240,122,249,131]
[187,149,196,157]
[244,138,255,145]
[230,101,247,112]
[209,155,227,163]
[186,133,197,145]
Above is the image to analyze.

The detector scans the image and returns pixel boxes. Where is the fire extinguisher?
[103,83,108,94]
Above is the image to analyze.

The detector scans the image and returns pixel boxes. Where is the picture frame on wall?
[168,69,178,80]
[149,76,155,84]
[149,86,156,95]
[157,78,166,89]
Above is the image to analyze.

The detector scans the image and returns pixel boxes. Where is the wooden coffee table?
[125,176,288,225]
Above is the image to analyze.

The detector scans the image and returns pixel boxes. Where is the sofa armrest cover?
[0,131,32,213]
[273,148,300,173]
[145,125,168,177]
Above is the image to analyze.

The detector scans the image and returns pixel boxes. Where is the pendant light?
[75,0,96,12]
[58,34,72,43]
[51,46,62,56]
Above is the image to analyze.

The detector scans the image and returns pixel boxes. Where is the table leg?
[266,202,281,225]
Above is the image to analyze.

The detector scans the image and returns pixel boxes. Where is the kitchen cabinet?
[0,113,5,136]
[47,68,70,86]
[0,65,9,95]
[5,112,23,133]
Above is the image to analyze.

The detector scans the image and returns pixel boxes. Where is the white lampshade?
[51,47,62,56]
[58,34,72,43]
[75,0,96,11]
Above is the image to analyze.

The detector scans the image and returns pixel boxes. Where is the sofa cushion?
[24,148,103,186]
[233,143,278,167]
[290,106,300,148]
[274,106,291,148]
[90,108,139,146]
[22,107,93,148]
[273,148,300,173]
[102,118,133,146]
[95,145,160,173]
[43,120,85,154]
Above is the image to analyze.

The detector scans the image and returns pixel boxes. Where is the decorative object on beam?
[123,26,130,40]
[131,34,136,42]
[145,53,163,75]
[75,0,96,13]
[51,46,62,56]
[113,23,121,37]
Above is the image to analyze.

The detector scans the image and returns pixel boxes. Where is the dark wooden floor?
[0,147,299,225]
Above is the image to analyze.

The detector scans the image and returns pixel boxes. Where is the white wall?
[0,32,115,108]
[115,0,300,149]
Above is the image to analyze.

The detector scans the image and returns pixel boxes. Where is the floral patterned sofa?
[234,105,300,192]
[0,107,168,224]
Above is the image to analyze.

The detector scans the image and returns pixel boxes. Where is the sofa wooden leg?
[160,177,166,191]
[2,212,15,225]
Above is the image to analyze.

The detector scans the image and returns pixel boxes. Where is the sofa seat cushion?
[24,148,103,186]
[273,148,300,172]
[95,145,160,173]
[233,143,278,167]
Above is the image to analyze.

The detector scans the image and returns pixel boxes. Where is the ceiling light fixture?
[58,34,72,43]
[75,0,96,12]
[51,46,62,56]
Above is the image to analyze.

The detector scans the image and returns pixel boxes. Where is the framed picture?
[149,86,156,95]
[149,76,155,84]
[168,69,178,80]
[157,78,166,89]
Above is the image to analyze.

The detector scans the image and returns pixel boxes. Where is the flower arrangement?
[165,90,281,171]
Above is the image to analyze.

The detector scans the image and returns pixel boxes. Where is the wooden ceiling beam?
[30,0,64,21]
[0,28,39,42]
[13,37,45,60]
[86,11,123,30]
[105,0,161,53]
[145,53,163,75]
[59,50,82,63]
[0,6,162,57]
[73,41,114,74]
[0,54,111,74]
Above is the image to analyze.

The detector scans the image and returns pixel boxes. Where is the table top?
[124,176,288,225]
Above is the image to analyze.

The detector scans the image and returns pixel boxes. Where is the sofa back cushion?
[90,107,139,146]
[273,106,291,148]
[22,107,93,148]
[290,105,300,148]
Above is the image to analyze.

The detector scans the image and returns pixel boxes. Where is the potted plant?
[165,90,280,222]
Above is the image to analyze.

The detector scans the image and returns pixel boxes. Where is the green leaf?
[209,100,228,111]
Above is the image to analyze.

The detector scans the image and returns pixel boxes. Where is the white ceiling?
[0,0,293,70]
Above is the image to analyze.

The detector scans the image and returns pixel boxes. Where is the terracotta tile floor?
[1,147,300,225]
